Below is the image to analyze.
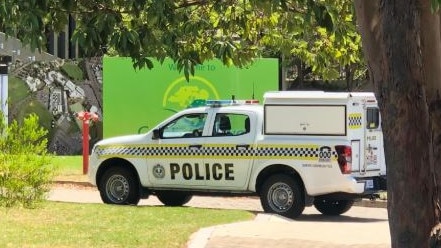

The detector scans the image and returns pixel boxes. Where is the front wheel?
[156,191,192,206]
[313,199,354,216]
[99,166,141,205]
[260,174,305,219]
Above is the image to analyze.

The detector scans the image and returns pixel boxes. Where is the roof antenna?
[232,95,235,102]
[252,82,255,100]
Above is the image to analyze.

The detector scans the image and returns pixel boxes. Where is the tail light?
[335,145,352,174]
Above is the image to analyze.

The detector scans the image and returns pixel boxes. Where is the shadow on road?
[296,213,388,223]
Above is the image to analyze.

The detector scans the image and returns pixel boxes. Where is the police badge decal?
[153,164,165,179]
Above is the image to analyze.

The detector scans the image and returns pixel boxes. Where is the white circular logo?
[153,164,165,179]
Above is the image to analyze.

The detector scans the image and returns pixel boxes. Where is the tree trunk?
[355,0,441,247]
[420,0,441,245]
[345,64,353,91]
[288,58,307,89]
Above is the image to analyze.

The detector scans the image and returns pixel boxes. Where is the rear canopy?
[263,91,364,136]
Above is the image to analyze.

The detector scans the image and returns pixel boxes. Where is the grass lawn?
[1,201,254,248]
[52,156,83,175]
[52,156,88,182]
[7,156,253,247]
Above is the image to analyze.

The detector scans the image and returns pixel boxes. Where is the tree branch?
[177,0,209,9]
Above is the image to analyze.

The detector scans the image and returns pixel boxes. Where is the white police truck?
[88,91,386,218]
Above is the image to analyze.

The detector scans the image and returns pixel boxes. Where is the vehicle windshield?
[162,113,207,138]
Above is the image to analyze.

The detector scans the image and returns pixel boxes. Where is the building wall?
[46,15,78,59]
[0,32,57,62]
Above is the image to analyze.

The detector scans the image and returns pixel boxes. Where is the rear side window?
[366,108,380,129]
[212,113,250,136]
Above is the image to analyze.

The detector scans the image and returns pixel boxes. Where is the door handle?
[189,144,202,149]
[236,144,250,149]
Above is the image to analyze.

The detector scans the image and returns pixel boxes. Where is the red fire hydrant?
[77,111,99,174]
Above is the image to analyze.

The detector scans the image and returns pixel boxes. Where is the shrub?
[0,113,55,208]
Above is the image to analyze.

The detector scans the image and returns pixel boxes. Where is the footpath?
[49,181,390,248]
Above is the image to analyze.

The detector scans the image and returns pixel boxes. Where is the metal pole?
[82,117,90,175]
[77,111,98,175]
[0,62,9,127]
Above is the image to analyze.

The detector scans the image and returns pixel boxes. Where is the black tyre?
[156,191,192,206]
[99,166,141,205]
[260,174,305,219]
[313,199,354,216]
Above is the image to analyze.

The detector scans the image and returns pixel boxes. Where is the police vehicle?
[88,91,386,218]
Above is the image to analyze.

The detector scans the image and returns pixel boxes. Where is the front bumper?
[87,152,99,186]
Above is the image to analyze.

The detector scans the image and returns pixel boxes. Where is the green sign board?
[103,57,279,138]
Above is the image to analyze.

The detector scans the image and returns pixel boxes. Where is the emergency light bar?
[206,99,259,107]
[244,99,260,104]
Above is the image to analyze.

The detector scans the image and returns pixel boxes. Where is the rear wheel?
[99,166,141,205]
[260,174,305,219]
[313,199,354,215]
[156,191,192,206]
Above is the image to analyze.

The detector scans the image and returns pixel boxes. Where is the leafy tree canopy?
[0,0,362,80]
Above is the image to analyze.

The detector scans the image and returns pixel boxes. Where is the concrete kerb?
[186,210,390,248]
[187,226,216,248]
[186,214,291,248]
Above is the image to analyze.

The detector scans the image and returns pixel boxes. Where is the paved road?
[49,186,391,247]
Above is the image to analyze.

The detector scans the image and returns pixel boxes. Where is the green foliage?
[8,76,30,107]
[0,0,364,81]
[0,113,55,208]
[432,0,441,12]
[19,98,53,131]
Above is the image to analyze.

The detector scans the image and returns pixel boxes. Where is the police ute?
[88,91,387,219]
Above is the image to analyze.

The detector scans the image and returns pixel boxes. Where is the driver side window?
[162,113,207,138]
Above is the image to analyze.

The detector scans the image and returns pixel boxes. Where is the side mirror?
[152,129,160,140]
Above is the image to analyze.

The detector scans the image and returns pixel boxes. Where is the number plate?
[365,179,374,189]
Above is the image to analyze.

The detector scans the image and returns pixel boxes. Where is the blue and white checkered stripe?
[96,144,338,160]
